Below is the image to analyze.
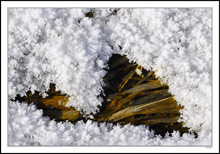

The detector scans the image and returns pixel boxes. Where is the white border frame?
[1,1,219,153]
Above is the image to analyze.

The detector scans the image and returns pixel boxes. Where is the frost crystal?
[8,8,212,145]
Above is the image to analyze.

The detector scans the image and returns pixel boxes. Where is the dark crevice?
[85,10,93,18]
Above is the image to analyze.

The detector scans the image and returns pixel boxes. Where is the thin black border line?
[7,7,213,148]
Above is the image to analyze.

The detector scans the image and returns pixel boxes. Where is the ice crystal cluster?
[8,8,212,145]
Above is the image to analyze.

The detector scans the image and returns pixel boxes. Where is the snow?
[8,101,211,146]
[8,8,212,145]
[8,8,112,115]
[135,68,143,76]
[106,8,211,134]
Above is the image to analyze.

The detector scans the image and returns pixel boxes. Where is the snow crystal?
[135,68,143,76]
[8,8,212,145]
[106,8,211,135]
[8,101,211,146]
[8,8,112,115]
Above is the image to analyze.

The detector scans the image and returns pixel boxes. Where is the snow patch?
[8,8,212,145]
